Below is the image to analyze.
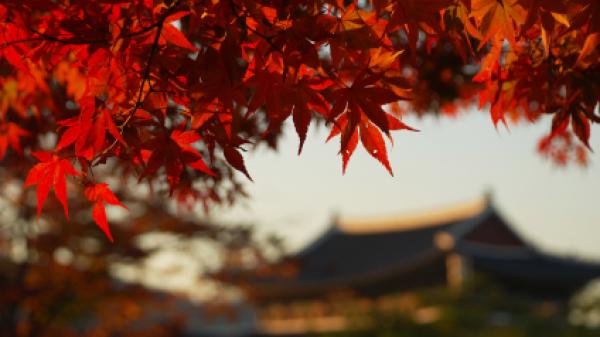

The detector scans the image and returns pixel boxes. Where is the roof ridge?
[335,195,490,234]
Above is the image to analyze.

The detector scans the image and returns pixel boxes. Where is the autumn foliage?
[0,0,599,240]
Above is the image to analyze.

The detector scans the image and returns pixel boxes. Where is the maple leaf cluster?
[0,0,598,240]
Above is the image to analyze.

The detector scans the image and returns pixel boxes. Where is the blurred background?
[2,111,600,337]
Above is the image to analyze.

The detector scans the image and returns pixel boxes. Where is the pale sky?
[212,109,600,260]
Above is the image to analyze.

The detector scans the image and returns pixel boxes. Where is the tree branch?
[92,2,182,166]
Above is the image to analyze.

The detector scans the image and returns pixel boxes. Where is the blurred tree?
[0,172,273,337]
[321,277,600,337]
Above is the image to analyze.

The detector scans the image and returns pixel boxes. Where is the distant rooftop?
[336,195,489,234]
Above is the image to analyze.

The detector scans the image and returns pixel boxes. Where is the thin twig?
[92,2,182,165]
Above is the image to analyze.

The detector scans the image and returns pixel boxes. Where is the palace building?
[219,194,600,335]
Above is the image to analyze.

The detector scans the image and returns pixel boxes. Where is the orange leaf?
[359,121,393,175]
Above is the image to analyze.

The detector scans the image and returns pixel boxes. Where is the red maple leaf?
[142,126,216,190]
[24,151,79,219]
[161,11,198,51]
[327,72,415,173]
[55,96,125,160]
[0,122,28,159]
[84,183,126,242]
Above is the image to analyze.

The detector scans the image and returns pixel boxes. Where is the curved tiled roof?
[237,194,600,302]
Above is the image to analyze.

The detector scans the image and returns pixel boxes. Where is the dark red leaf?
[224,146,252,181]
